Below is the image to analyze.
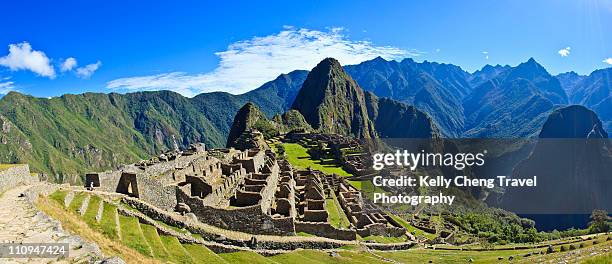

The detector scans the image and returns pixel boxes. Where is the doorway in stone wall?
[116,172,139,198]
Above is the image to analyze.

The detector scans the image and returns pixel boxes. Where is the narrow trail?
[0,184,104,263]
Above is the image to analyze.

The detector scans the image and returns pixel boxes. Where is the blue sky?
[1,0,611,97]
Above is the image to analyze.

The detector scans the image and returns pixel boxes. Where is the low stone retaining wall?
[295,221,356,240]
[120,195,418,252]
[0,164,38,193]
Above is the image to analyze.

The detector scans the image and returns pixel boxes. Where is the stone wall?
[138,175,177,211]
[294,221,356,240]
[0,164,37,193]
[177,187,295,235]
[357,223,406,238]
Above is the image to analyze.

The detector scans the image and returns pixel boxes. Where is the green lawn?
[282,143,351,176]
[219,251,278,264]
[83,195,101,226]
[325,193,351,229]
[360,235,407,244]
[183,244,228,264]
[68,192,88,212]
[387,213,437,240]
[118,215,152,257]
[42,191,612,264]
[99,202,119,239]
[159,235,194,263]
[269,249,385,264]
[140,224,172,261]
[49,190,68,206]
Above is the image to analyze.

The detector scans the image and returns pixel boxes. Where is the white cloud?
[482,51,489,60]
[603,58,612,65]
[107,27,414,96]
[0,42,56,78]
[61,57,77,72]
[0,77,15,94]
[558,47,571,57]
[75,61,101,79]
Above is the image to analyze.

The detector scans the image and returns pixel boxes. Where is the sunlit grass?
[282,143,351,176]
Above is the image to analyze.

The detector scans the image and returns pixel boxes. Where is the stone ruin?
[286,132,373,176]
[84,132,406,241]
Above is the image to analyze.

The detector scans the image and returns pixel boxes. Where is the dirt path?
[0,184,104,263]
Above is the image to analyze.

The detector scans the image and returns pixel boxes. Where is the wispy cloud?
[0,76,15,94]
[482,51,489,60]
[0,42,55,78]
[603,58,612,65]
[558,47,571,57]
[75,61,101,79]
[61,57,77,72]
[107,27,414,96]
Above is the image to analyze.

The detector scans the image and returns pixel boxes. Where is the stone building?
[86,132,406,240]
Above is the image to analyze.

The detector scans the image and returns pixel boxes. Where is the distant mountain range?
[557,68,612,133]
[0,56,609,181]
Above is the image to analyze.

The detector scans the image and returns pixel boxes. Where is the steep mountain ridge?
[291,58,377,139]
[344,57,468,137]
[556,68,612,133]
[292,58,440,139]
[462,59,566,137]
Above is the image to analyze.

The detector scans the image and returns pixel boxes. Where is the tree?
[588,209,610,233]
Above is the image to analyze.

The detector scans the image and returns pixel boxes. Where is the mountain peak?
[291,58,376,138]
[539,105,608,138]
[372,56,387,62]
[313,57,343,72]
[226,102,268,148]
[517,57,545,71]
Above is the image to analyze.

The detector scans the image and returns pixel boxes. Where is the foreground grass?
[282,143,351,176]
[270,249,385,264]
[36,194,161,264]
[378,248,535,264]
[140,224,171,261]
[0,163,19,171]
[100,202,119,239]
[183,244,228,264]
[39,191,611,264]
[119,215,153,257]
[68,192,88,212]
[581,252,611,264]
[219,251,278,264]
[159,235,194,263]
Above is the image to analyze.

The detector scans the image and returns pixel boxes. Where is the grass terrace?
[38,189,612,264]
[282,143,351,176]
[325,192,351,229]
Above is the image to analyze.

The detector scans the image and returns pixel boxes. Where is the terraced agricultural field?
[281,143,351,176]
[39,189,612,264]
[44,190,230,264]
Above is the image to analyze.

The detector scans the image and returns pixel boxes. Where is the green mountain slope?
[0,91,223,182]
[292,58,440,139]
[0,71,307,182]
[292,58,377,139]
